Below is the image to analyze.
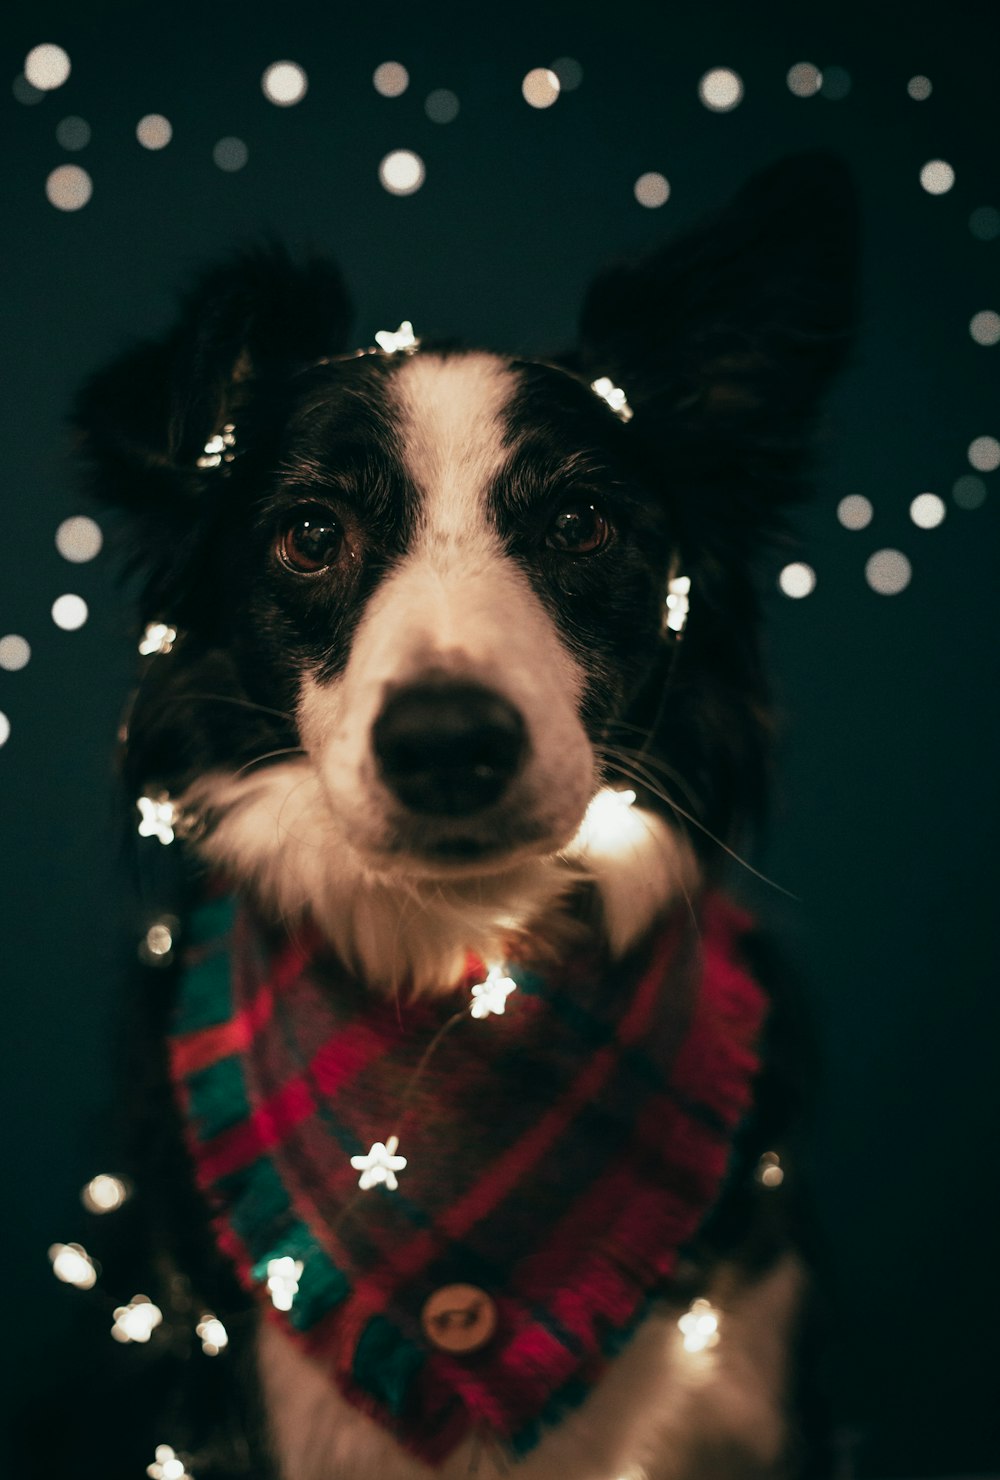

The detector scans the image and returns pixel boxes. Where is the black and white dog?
[72,153,857,1480]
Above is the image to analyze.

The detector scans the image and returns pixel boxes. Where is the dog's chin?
[350,815,576,884]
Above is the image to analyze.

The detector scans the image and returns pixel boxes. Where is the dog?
[66,151,857,1480]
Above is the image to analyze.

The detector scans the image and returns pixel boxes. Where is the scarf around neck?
[168,890,767,1465]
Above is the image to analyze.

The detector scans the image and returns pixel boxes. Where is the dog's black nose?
[372,682,527,817]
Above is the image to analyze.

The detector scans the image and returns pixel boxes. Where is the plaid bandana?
[169,892,767,1465]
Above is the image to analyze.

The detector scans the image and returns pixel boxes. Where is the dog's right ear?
[74,245,352,553]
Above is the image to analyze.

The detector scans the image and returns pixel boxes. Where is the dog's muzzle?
[372,681,527,817]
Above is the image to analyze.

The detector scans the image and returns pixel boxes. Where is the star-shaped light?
[138,621,178,656]
[195,422,237,469]
[350,1135,407,1191]
[374,320,420,354]
[470,965,518,1019]
[590,375,634,422]
[678,1296,720,1353]
[265,1256,303,1312]
[111,1294,163,1344]
[196,1311,229,1355]
[146,1444,192,1480]
[137,793,177,845]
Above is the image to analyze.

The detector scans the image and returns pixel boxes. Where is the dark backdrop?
[2,2,997,1475]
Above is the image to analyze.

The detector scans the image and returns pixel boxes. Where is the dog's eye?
[545,500,612,554]
[276,510,344,574]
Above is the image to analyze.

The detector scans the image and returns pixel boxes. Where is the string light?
[756,1151,785,1188]
[571,787,640,856]
[778,562,816,598]
[907,75,933,100]
[56,116,91,150]
[111,1294,163,1343]
[196,1312,229,1355]
[51,593,89,629]
[378,150,426,196]
[374,321,420,354]
[590,376,633,421]
[920,160,955,195]
[521,68,560,109]
[48,1242,98,1289]
[551,57,583,91]
[969,310,1000,347]
[196,423,236,469]
[213,137,248,172]
[81,1173,129,1214]
[678,1296,720,1353]
[634,172,670,209]
[837,494,873,530]
[45,165,93,212]
[952,475,987,510]
[425,89,460,124]
[470,965,518,1019]
[373,62,409,98]
[664,573,691,634]
[137,793,178,845]
[265,1256,303,1311]
[909,492,946,529]
[0,635,31,671]
[146,1444,193,1480]
[139,622,178,656]
[786,62,822,97]
[697,68,743,112]
[350,1136,407,1191]
[140,918,177,965]
[55,514,102,562]
[24,43,71,91]
[968,435,1000,472]
[0,712,9,749]
[865,549,911,595]
[261,61,308,107]
[136,114,172,150]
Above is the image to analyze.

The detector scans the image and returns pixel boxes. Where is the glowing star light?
[351,1135,407,1191]
[137,793,177,845]
[146,1444,192,1480]
[111,1294,163,1343]
[48,1241,98,1289]
[678,1296,720,1353]
[139,621,177,656]
[590,376,634,422]
[470,965,518,1019]
[265,1256,303,1311]
[374,321,420,354]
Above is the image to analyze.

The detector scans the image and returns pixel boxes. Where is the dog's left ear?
[577,151,859,510]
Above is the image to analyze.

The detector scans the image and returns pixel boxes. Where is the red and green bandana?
[168,892,767,1465]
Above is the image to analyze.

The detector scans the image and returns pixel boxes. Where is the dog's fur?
[70,153,857,1480]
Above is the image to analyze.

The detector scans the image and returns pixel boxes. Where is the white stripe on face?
[298,351,597,871]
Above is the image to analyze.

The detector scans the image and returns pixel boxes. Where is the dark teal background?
[1,2,997,1474]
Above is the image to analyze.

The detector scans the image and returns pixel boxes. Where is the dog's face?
[77,153,856,974]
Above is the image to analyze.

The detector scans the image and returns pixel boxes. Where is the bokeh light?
[373,61,409,97]
[968,435,1000,472]
[0,712,9,748]
[213,136,248,172]
[820,66,852,100]
[522,68,560,108]
[56,115,90,150]
[12,74,44,106]
[378,149,425,195]
[81,1174,129,1214]
[51,594,88,631]
[865,549,912,595]
[0,635,31,671]
[24,43,71,91]
[634,172,670,208]
[56,515,102,562]
[837,494,873,530]
[261,61,308,107]
[551,57,583,91]
[778,562,816,598]
[909,492,946,528]
[786,62,823,97]
[969,310,1000,346]
[952,475,987,510]
[907,75,933,100]
[136,114,172,149]
[45,164,92,211]
[969,206,1000,242]
[425,88,459,123]
[698,67,743,111]
[920,160,955,195]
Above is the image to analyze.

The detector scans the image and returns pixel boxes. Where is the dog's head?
[77,154,857,984]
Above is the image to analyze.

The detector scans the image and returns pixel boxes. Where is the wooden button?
[421,1284,497,1354]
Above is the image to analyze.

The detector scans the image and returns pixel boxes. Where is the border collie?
[69,152,857,1480]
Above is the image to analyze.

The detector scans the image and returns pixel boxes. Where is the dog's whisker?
[233,746,307,779]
